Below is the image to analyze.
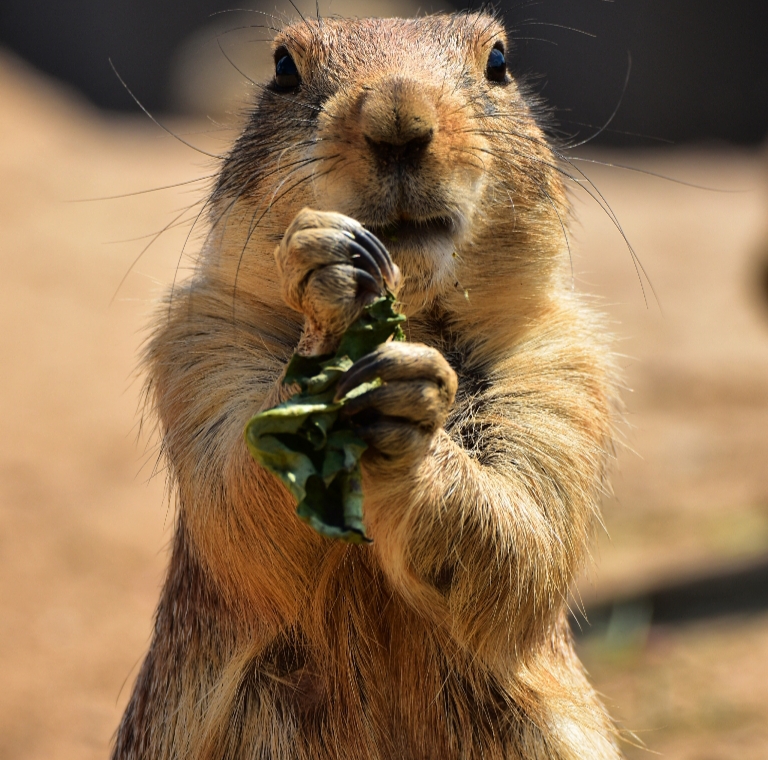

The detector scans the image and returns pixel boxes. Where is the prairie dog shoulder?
[113,12,623,760]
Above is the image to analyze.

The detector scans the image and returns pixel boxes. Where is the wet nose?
[360,78,436,169]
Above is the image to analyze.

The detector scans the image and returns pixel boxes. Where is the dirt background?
[1,51,767,760]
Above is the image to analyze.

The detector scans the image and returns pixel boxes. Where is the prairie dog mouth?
[367,216,456,248]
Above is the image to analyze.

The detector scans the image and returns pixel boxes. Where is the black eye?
[486,44,506,83]
[275,49,300,89]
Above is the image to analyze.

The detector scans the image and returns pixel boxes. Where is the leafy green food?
[244,293,406,544]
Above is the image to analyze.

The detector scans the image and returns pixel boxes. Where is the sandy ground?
[1,51,767,759]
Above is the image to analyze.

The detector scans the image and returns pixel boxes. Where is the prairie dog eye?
[486,43,506,83]
[275,48,300,89]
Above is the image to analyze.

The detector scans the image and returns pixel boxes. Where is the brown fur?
[113,13,622,759]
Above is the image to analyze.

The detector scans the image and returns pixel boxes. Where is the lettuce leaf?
[244,292,405,543]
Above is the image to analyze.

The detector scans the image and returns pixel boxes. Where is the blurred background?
[0,1,767,758]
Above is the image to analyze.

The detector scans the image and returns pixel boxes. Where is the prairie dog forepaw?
[276,208,401,352]
[335,342,458,464]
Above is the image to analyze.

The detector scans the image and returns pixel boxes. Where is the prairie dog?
[114,12,622,760]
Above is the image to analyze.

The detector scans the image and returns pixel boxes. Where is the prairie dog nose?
[360,78,437,167]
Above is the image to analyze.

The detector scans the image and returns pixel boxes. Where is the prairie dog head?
[211,13,567,316]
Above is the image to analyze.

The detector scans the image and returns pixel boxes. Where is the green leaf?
[244,291,405,543]
[245,398,339,440]
[337,296,407,363]
[245,434,317,504]
[323,429,368,481]
[283,353,329,389]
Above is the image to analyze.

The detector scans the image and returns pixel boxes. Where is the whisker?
[543,188,573,287]
[565,50,632,150]
[231,159,342,324]
[566,156,746,193]
[461,129,659,308]
[210,8,281,22]
[69,175,216,203]
[110,204,200,305]
[477,18,505,50]
[168,196,216,321]
[509,37,559,46]
[163,152,324,319]
[215,38,328,117]
[450,146,488,173]
[553,149,660,309]
[106,207,206,244]
[108,60,222,160]
[557,119,673,145]
[216,24,285,39]
[214,145,328,197]
[286,0,309,27]
[210,9,309,54]
[515,20,596,38]
[503,0,547,14]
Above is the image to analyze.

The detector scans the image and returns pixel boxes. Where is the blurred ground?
[1,50,767,760]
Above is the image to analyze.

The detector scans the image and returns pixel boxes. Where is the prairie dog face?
[214,13,565,313]
[305,17,503,278]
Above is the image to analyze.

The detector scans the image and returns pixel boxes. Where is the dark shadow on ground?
[573,557,768,638]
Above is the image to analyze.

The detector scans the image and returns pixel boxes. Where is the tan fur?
[113,13,622,759]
